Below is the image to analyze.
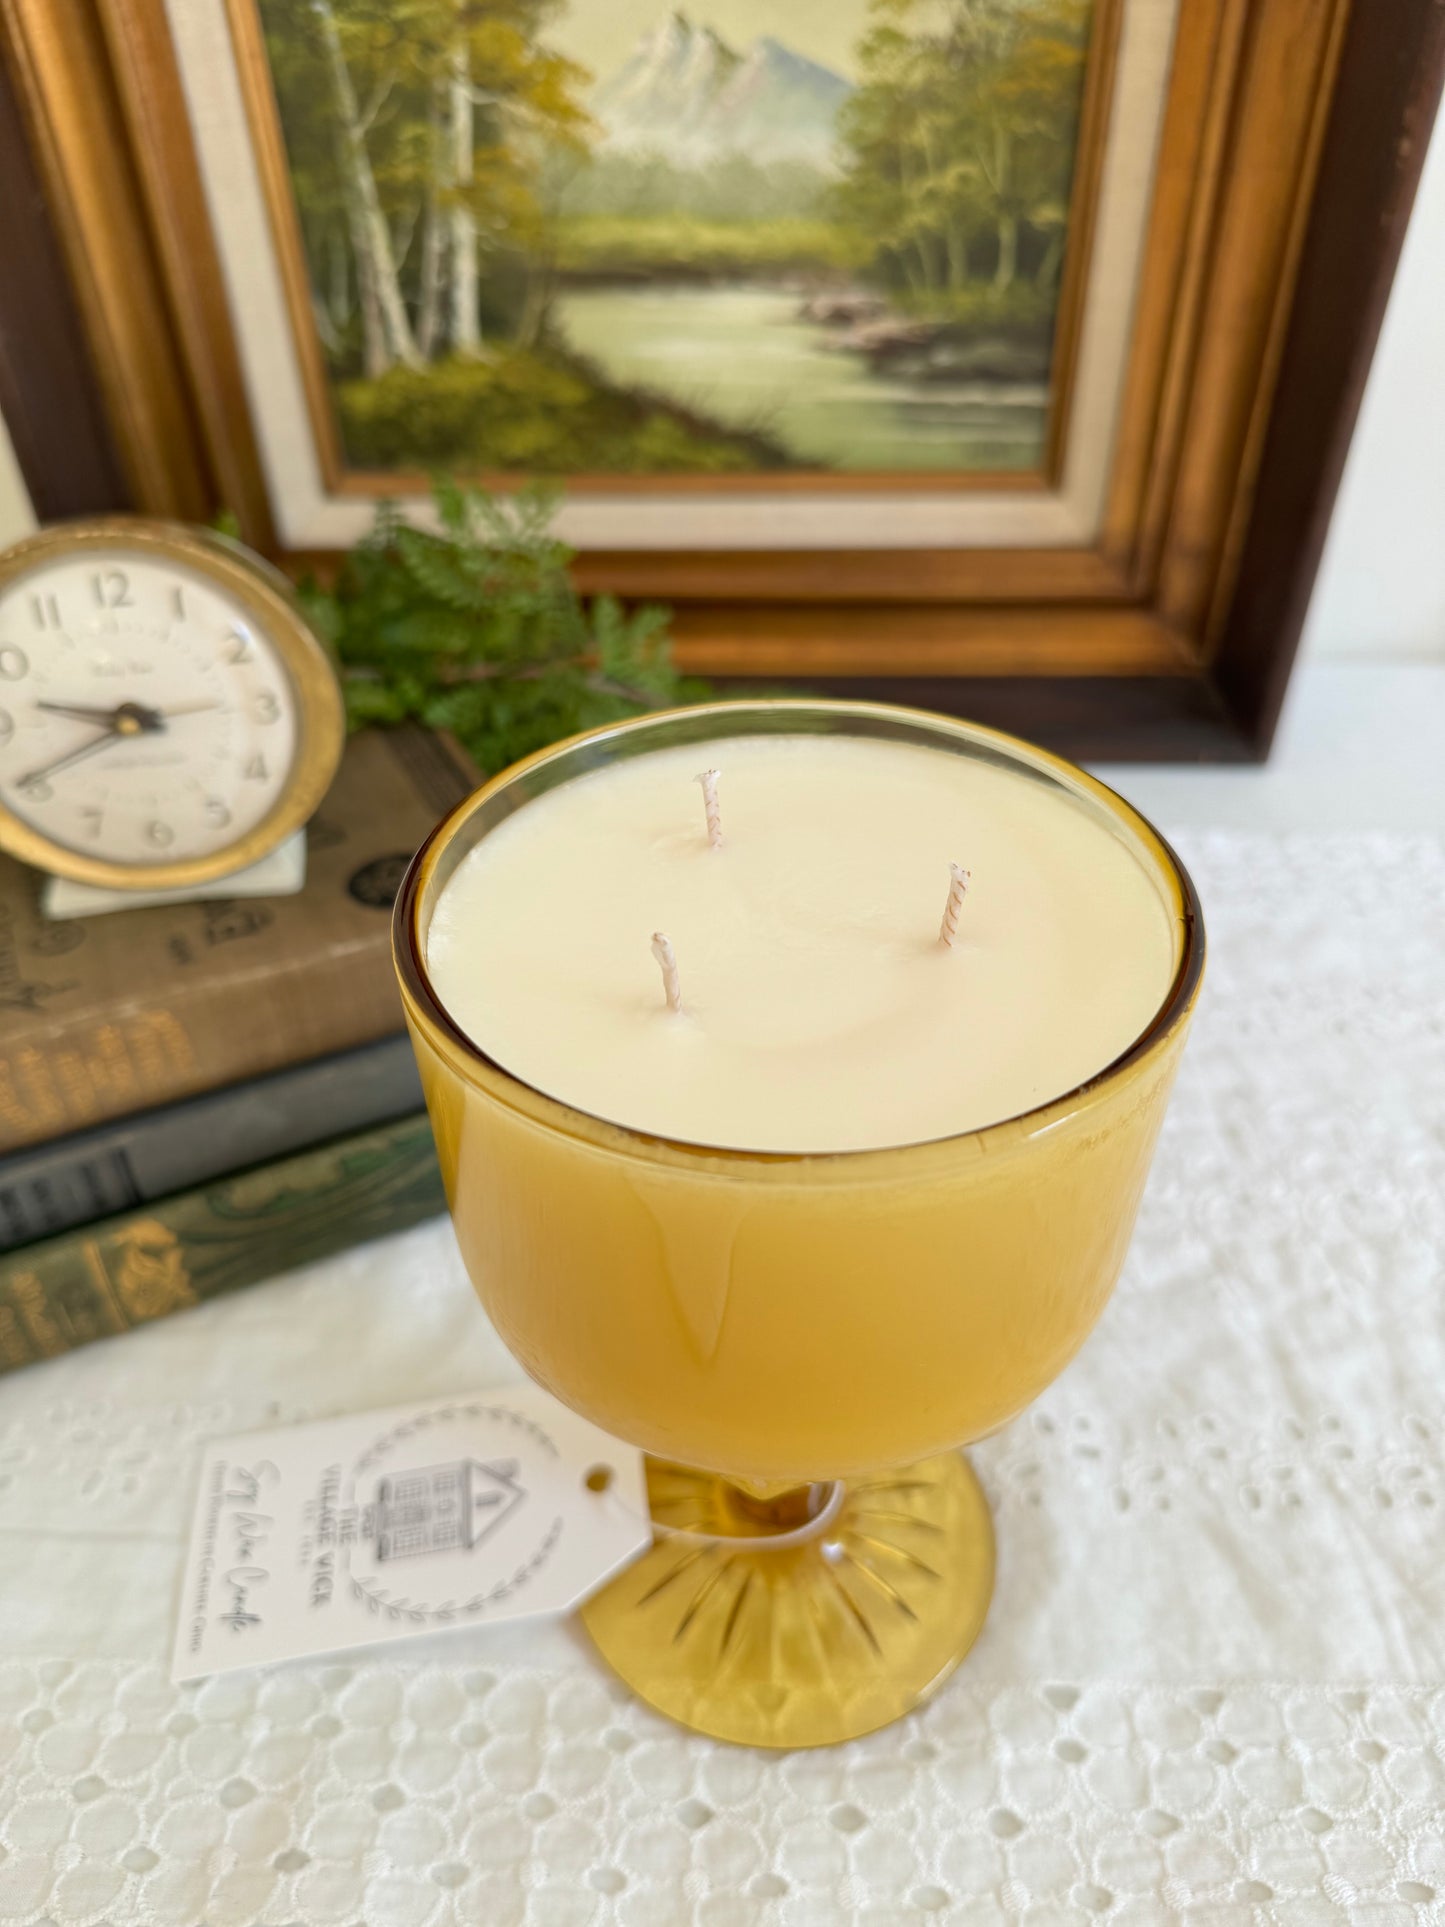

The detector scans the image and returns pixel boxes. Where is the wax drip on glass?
[696,767,723,849]
[651,930,683,1013]
[939,861,971,948]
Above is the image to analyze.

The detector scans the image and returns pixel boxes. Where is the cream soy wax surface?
[425,731,1177,1154]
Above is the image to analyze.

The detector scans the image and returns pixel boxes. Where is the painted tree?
[448,43,482,355]
[993,0,1092,291]
[261,10,355,352]
[434,2,591,354]
[834,0,1090,312]
[312,0,423,375]
[415,77,447,357]
[260,0,590,371]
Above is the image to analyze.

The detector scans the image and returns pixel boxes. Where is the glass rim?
[393,698,1205,1166]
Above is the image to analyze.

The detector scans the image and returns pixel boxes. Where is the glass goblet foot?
[579,1452,995,1749]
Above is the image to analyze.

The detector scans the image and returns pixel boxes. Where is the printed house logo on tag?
[366,1458,526,1562]
[346,1404,564,1624]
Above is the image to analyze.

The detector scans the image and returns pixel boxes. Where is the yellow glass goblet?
[393,702,1204,1749]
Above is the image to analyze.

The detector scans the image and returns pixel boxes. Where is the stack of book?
[0,728,474,1376]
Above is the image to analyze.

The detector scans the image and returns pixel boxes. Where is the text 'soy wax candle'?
[425,732,1176,1154]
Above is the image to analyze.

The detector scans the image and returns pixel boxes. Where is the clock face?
[0,548,302,869]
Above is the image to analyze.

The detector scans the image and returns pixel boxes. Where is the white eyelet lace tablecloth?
[3,830,1444,1927]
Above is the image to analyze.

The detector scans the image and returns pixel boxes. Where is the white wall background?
[1,102,1442,656]
[1300,102,1445,660]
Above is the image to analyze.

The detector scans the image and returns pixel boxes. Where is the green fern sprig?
[299,481,702,772]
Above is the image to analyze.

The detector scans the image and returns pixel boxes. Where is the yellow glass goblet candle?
[394,701,1203,1749]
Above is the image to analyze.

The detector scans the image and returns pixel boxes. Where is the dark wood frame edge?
[713,672,1246,765]
[1211,0,1445,753]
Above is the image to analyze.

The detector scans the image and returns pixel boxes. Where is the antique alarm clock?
[0,518,344,891]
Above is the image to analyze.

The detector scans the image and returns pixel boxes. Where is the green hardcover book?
[0,1112,444,1375]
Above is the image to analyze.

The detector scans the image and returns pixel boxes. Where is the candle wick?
[651,931,684,1013]
[695,768,723,849]
[939,862,971,948]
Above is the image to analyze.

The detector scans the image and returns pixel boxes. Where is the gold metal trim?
[0,516,345,890]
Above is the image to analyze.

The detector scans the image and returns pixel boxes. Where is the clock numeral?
[224,630,253,665]
[0,646,28,680]
[170,585,186,621]
[30,595,60,630]
[80,806,103,840]
[243,752,268,782]
[146,820,175,848]
[20,776,51,803]
[253,690,280,725]
[206,798,232,829]
[0,710,11,744]
[91,569,133,610]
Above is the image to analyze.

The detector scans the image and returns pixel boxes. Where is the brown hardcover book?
[0,728,474,1152]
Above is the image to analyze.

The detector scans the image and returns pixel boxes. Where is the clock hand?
[36,699,223,735]
[154,700,224,719]
[35,699,125,726]
[34,699,169,733]
[18,693,223,786]
[17,725,124,789]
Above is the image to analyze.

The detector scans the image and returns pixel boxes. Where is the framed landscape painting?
[253,0,1099,487]
[3,0,1443,755]
[226,0,1136,555]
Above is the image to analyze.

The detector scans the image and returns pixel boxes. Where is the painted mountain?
[590,11,853,169]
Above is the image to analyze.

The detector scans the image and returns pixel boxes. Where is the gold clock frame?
[0,515,345,889]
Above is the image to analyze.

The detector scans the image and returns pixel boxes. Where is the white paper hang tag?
[171,1383,649,1682]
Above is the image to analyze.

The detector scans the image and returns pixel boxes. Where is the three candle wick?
[697,767,723,851]
[939,861,972,948]
[651,768,971,1014]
